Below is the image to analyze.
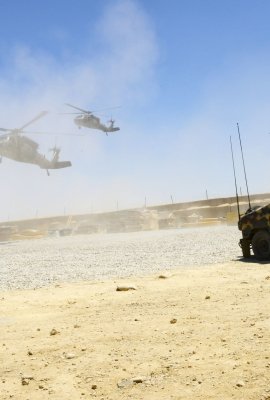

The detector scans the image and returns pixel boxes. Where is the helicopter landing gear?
[46,169,50,176]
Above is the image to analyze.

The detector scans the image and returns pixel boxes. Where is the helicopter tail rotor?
[108,118,115,128]
[49,146,61,162]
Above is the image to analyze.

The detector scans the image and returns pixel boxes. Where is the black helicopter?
[65,103,120,135]
[0,111,71,175]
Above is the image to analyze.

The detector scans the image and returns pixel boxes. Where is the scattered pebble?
[236,380,245,387]
[132,377,145,384]
[158,274,168,279]
[117,379,133,389]
[170,318,177,324]
[116,285,136,291]
[21,375,34,386]
[50,328,59,336]
[21,375,34,380]
[64,352,76,359]
[117,376,146,388]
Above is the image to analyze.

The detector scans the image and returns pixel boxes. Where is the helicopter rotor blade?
[0,111,48,134]
[65,103,91,114]
[18,110,48,131]
[0,131,84,139]
[91,106,121,113]
[20,130,85,137]
[58,112,83,115]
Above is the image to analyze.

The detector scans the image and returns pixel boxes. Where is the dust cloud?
[1,0,270,224]
[0,0,158,222]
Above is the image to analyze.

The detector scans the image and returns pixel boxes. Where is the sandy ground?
[1,260,270,399]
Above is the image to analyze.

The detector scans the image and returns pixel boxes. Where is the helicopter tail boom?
[51,161,72,169]
[101,126,120,133]
[39,160,72,170]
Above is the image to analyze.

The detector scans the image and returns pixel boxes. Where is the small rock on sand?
[64,352,76,359]
[236,380,245,387]
[116,285,136,291]
[50,328,59,336]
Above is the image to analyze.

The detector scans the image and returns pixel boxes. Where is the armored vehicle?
[238,204,270,260]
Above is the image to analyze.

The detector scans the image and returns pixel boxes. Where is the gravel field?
[0,225,241,290]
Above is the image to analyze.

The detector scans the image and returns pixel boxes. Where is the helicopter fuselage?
[0,134,40,164]
[74,114,101,129]
[74,114,120,133]
[0,134,71,170]
[0,110,71,172]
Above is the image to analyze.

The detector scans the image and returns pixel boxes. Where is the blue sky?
[0,0,270,221]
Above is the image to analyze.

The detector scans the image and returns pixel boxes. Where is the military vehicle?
[230,125,270,260]
[229,124,270,260]
[238,204,270,260]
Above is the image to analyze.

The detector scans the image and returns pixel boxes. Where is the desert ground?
[0,227,270,399]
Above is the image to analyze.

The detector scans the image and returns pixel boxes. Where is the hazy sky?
[0,0,270,221]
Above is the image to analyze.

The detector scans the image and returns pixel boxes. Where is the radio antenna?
[230,135,240,220]
[237,123,251,210]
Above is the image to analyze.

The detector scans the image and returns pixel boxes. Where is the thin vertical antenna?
[237,123,251,209]
[230,136,240,220]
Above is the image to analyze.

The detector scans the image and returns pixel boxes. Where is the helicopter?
[0,111,72,175]
[64,103,120,135]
